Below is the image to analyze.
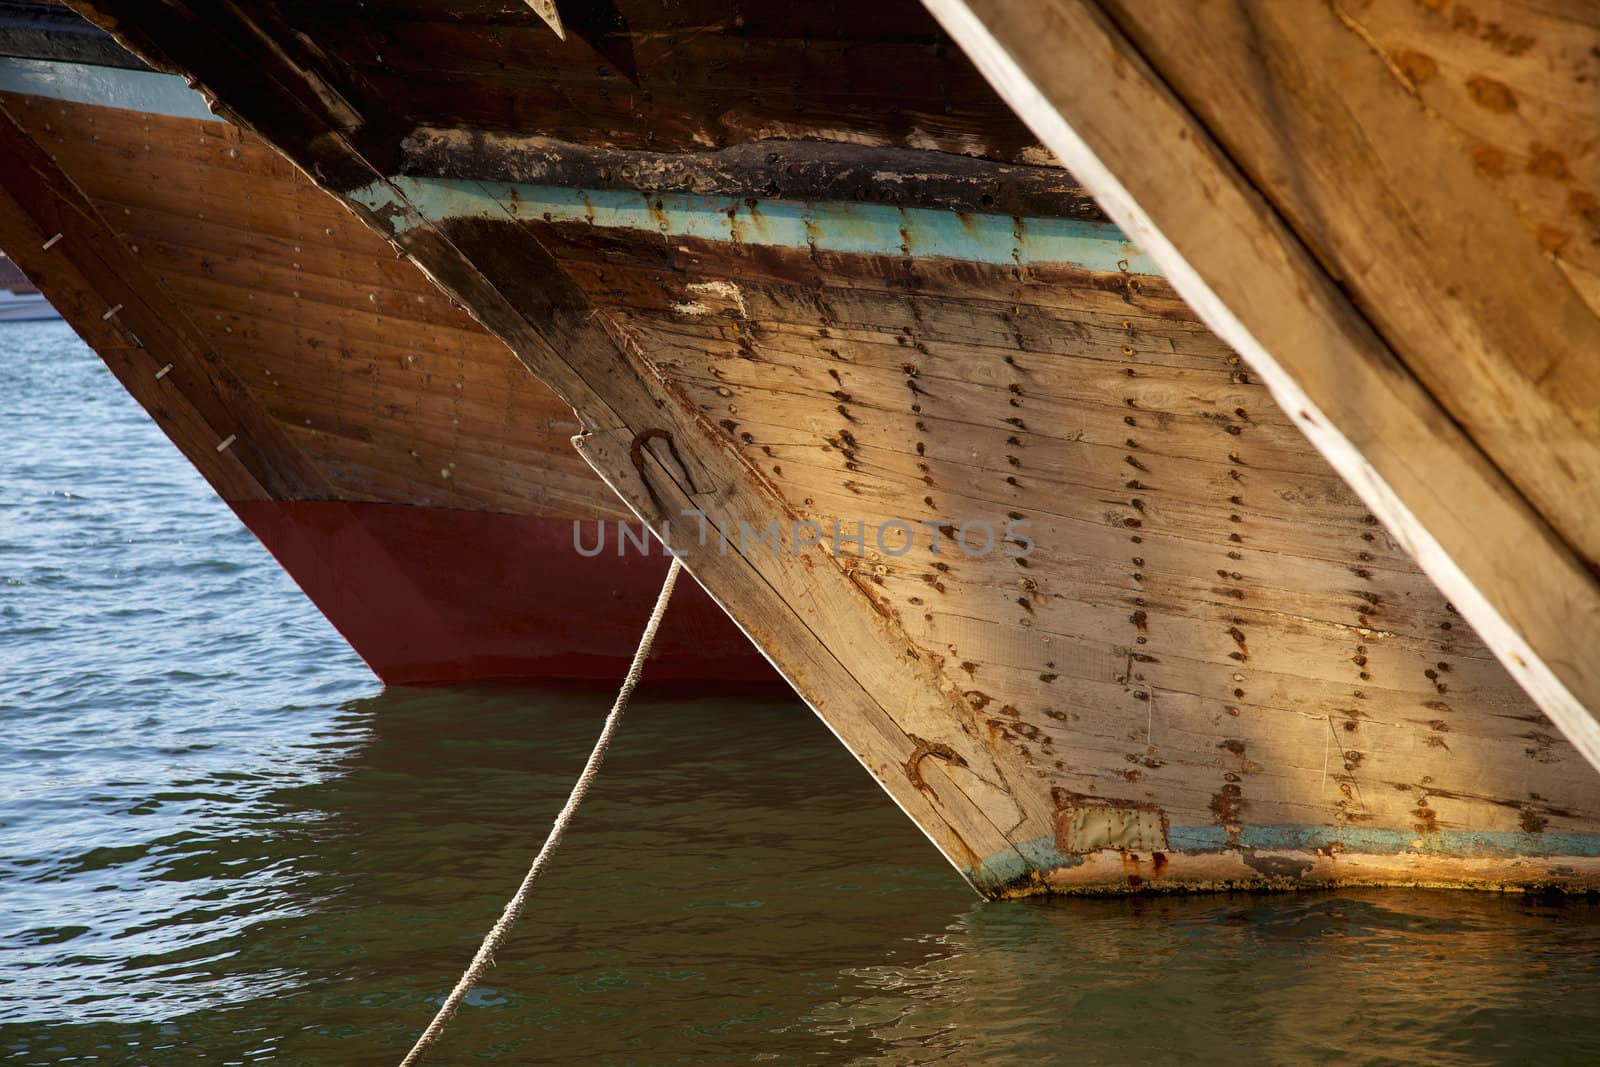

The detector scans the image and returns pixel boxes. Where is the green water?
[7,323,1600,1066]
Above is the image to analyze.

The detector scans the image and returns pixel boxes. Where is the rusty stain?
[904,735,968,805]
[1537,226,1571,254]
[645,192,668,230]
[1523,731,1563,763]
[1465,74,1517,112]
[1394,49,1438,84]
[801,216,822,251]
[745,198,770,241]
[1526,144,1571,181]
[1571,190,1599,229]
[1210,784,1244,844]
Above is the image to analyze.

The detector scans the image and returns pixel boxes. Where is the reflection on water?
[816,889,1600,1066]
[0,686,966,1064]
[6,312,1600,1066]
[9,686,1600,1066]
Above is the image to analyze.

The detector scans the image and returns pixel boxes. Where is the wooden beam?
[919,0,1600,770]
[1100,1,1600,570]
[0,97,329,502]
[398,131,1104,221]
[0,1,145,70]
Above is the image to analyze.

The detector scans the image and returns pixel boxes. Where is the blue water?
[6,320,1600,1065]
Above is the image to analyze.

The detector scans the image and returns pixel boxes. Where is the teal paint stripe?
[969,838,1082,890]
[350,175,1159,275]
[0,57,219,123]
[977,825,1600,886]
[1164,824,1600,859]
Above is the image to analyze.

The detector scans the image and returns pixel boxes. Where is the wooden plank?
[265,2,1050,164]
[4,88,630,522]
[1319,0,1600,317]
[400,130,1103,220]
[1098,1,1600,570]
[0,97,329,502]
[920,0,1600,772]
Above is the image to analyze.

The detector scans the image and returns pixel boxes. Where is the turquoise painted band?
[2,55,1149,275]
[0,57,220,123]
[971,825,1600,889]
[351,175,1159,275]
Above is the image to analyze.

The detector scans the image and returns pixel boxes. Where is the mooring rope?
[398,556,685,1067]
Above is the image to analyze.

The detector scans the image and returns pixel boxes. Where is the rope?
[398,556,685,1066]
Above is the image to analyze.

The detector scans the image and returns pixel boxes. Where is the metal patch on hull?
[1057,805,1169,854]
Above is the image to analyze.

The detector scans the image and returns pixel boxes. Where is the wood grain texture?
[0,94,323,502]
[1099,0,1600,575]
[0,91,621,520]
[553,224,1600,861]
[1335,0,1600,314]
[920,0,1600,777]
[66,0,1079,890]
[398,132,1102,220]
[273,0,1051,164]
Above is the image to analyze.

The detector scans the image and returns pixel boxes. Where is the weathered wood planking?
[1099,1,1600,575]
[540,217,1600,854]
[399,131,1103,220]
[920,0,1600,776]
[439,176,1600,882]
[272,0,1050,164]
[65,0,1600,892]
[0,90,619,520]
[1335,0,1600,315]
[67,0,1098,890]
[0,79,778,685]
[0,95,322,503]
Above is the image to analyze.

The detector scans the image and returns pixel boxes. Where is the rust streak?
[904,734,969,805]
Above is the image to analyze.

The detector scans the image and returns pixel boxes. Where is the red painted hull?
[231,500,778,686]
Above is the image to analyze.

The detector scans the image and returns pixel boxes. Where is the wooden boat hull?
[237,500,769,684]
[12,0,1600,894]
[0,62,771,685]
